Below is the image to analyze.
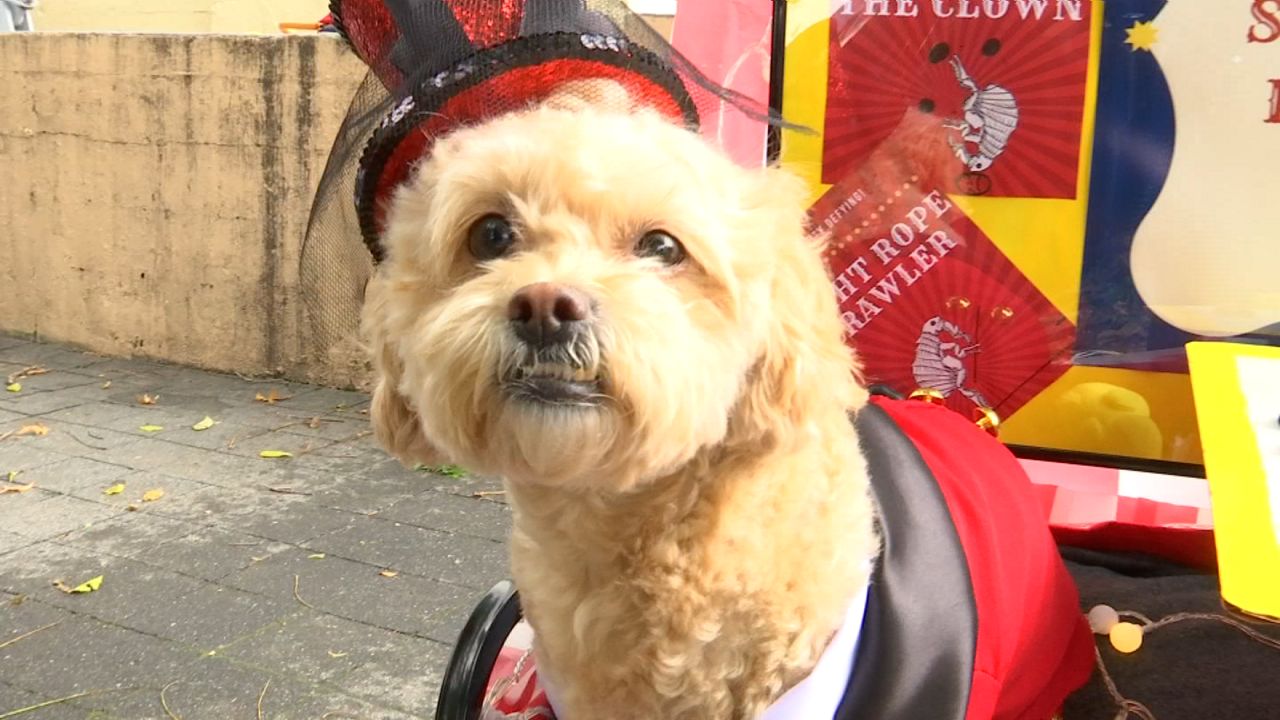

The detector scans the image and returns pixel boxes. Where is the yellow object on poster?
[1187,342,1280,621]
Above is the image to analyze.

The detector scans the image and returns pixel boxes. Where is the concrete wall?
[32,1,330,34]
[2,19,676,389]
[0,33,370,386]
[31,1,671,34]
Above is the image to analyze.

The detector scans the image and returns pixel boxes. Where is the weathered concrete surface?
[0,33,370,388]
[33,0,330,34]
[0,337,511,719]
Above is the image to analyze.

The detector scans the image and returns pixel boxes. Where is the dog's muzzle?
[502,282,604,406]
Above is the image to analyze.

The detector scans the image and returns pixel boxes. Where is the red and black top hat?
[325,0,748,261]
[300,0,780,351]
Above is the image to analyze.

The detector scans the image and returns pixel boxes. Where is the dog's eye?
[634,231,685,266]
[468,214,517,261]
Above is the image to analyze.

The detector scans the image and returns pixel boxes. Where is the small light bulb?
[1087,604,1120,634]
[1109,622,1144,654]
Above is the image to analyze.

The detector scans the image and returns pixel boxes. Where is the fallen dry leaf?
[308,553,326,560]
[6,383,20,393]
[102,483,126,496]
[192,416,217,431]
[259,450,293,459]
[126,504,139,512]
[265,486,310,496]
[100,380,112,389]
[255,389,292,404]
[16,423,49,437]
[378,569,399,579]
[52,575,103,594]
[6,366,47,384]
[137,393,158,405]
[141,488,165,502]
[419,464,467,479]
[306,417,322,429]
[139,424,164,433]
[0,483,34,495]
[327,650,349,658]
[6,470,19,482]
[0,425,47,442]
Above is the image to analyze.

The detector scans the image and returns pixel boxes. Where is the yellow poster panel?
[1187,342,1280,620]
[780,0,1204,465]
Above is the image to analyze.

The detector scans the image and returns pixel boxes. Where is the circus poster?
[772,0,1280,466]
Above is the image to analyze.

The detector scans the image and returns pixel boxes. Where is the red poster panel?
[811,151,1075,417]
[822,1,1092,198]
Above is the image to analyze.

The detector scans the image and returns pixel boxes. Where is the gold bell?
[973,406,1000,436]
[909,388,946,404]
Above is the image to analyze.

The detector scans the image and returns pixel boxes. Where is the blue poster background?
[1075,0,1189,371]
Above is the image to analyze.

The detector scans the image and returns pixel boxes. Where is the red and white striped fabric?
[1019,459,1216,569]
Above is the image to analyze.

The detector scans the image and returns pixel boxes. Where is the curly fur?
[362,82,878,719]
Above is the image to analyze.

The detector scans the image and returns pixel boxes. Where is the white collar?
[759,583,869,720]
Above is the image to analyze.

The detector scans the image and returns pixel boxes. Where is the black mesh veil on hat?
[300,0,794,365]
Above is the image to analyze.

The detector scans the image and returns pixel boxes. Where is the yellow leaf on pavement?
[378,569,399,578]
[139,424,164,433]
[6,383,20,393]
[259,450,293,459]
[54,575,104,594]
[0,483,34,495]
[192,416,217,431]
[308,553,326,560]
[71,575,103,593]
[142,488,165,502]
[103,483,126,496]
[16,423,49,437]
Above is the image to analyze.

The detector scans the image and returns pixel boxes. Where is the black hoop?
[436,580,525,720]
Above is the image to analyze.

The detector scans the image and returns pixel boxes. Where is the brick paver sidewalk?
[0,335,511,719]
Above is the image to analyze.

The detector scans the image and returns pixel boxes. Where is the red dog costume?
[481,395,1095,720]
[843,395,1094,719]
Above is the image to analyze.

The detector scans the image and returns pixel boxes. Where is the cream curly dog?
[362,82,877,720]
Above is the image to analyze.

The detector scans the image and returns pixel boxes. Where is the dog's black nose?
[508,282,591,347]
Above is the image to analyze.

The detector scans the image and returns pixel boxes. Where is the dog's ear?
[363,278,444,468]
[731,167,868,442]
[369,369,442,468]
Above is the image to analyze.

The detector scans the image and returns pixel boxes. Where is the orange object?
[279,22,323,33]
[973,406,1001,436]
[909,388,945,405]
[1109,622,1143,654]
